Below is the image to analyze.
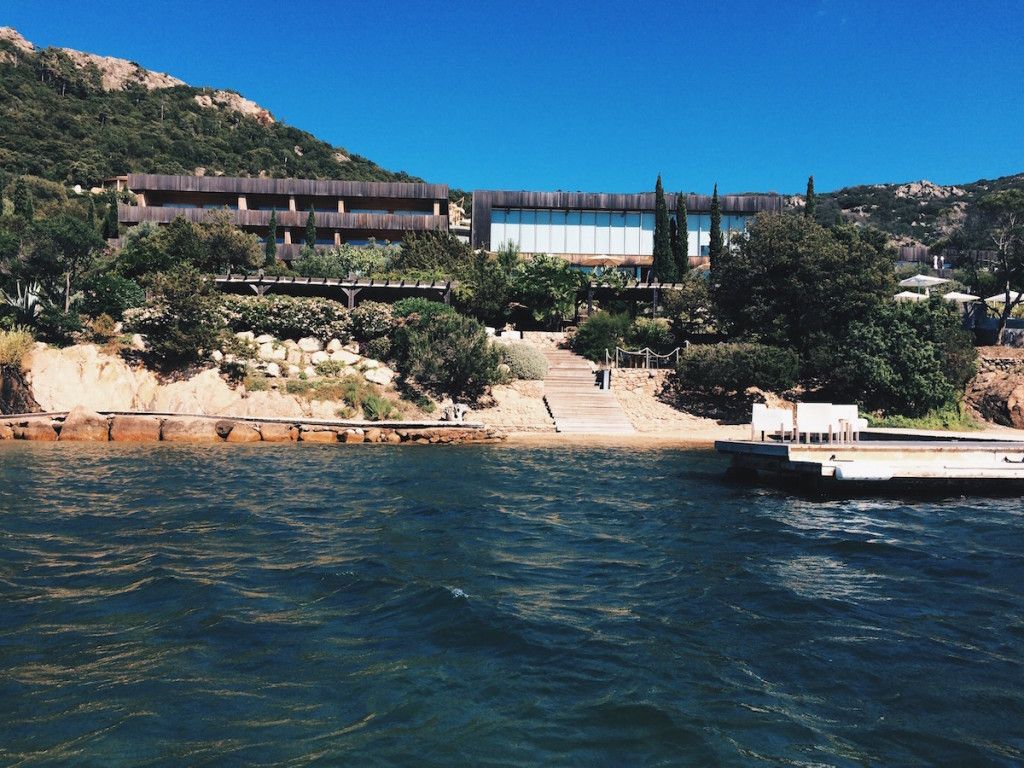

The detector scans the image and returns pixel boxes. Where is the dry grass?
[0,328,35,368]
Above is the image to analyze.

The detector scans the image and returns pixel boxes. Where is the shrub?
[315,359,346,376]
[221,294,351,342]
[676,343,799,393]
[391,297,457,323]
[294,243,395,279]
[85,313,118,344]
[362,393,397,421]
[350,301,394,341]
[80,275,145,319]
[496,342,548,380]
[244,371,269,391]
[0,328,34,367]
[627,317,676,354]
[33,304,82,345]
[394,312,500,401]
[571,312,631,362]
[364,336,392,362]
[124,265,224,368]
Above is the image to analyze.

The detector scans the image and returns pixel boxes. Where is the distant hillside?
[0,27,419,188]
[810,173,1024,248]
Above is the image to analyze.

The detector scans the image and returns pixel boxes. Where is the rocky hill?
[0,27,418,188]
[809,173,1024,248]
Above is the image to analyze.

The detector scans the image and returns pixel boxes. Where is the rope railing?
[605,346,683,369]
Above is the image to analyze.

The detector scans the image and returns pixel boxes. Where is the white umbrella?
[894,291,929,302]
[985,291,1024,306]
[941,291,981,303]
[899,274,950,289]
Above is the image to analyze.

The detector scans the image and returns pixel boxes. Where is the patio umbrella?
[898,274,950,296]
[894,291,929,302]
[985,291,1024,306]
[941,291,981,304]
[582,255,623,268]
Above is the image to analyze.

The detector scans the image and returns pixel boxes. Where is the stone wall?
[611,368,673,397]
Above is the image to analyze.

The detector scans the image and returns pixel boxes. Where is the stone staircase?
[541,348,636,434]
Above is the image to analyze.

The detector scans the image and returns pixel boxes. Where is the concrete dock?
[715,438,1024,491]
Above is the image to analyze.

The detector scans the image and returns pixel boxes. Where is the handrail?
[606,346,683,369]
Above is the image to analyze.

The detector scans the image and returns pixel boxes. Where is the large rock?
[285,347,304,366]
[0,422,14,440]
[326,339,344,353]
[297,337,322,353]
[58,405,109,441]
[259,342,287,361]
[329,350,361,366]
[110,415,162,442]
[310,351,330,366]
[14,419,58,441]
[150,369,238,415]
[299,427,338,443]
[967,371,1024,428]
[254,334,275,344]
[364,366,394,386]
[226,422,262,443]
[258,422,296,442]
[1,365,41,415]
[161,417,222,443]
[235,331,255,343]
[24,344,159,411]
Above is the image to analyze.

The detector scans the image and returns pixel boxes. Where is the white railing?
[606,346,683,369]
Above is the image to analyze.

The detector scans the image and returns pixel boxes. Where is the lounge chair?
[751,403,794,442]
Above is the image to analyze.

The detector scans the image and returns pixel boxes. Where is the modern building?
[471,189,783,273]
[109,173,450,260]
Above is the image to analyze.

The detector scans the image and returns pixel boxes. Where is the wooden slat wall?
[118,205,448,232]
[125,173,448,201]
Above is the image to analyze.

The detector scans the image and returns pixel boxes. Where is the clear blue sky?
[4,0,1023,194]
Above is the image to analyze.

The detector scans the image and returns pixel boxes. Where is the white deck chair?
[831,404,869,442]
[795,402,841,443]
[751,404,794,441]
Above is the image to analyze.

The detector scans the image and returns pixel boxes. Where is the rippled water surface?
[1,443,1022,766]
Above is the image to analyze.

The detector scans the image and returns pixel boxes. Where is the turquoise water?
[0,443,1022,766]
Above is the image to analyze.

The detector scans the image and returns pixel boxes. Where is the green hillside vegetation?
[0,39,417,187]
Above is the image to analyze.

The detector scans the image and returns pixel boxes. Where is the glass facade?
[491,208,750,257]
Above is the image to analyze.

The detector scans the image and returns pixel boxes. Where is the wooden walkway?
[541,349,635,435]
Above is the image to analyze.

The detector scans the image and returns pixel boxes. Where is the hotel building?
[110,173,450,260]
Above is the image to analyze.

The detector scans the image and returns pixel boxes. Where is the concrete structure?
[472,189,783,273]
[109,173,449,261]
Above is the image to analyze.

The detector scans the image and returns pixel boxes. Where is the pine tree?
[13,177,33,220]
[805,175,816,219]
[673,191,689,276]
[652,175,676,281]
[305,207,316,248]
[708,183,723,272]
[102,199,119,239]
[265,209,278,265]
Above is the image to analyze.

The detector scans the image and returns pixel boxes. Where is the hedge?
[676,343,799,393]
[221,294,351,342]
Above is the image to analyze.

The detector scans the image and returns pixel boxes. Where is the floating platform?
[715,438,1024,493]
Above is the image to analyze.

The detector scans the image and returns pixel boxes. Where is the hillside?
[0,27,418,188]
[811,173,1024,248]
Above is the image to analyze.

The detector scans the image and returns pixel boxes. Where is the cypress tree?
[673,191,689,276]
[708,183,723,272]
[102,200,119,239]
[13,177,33,220]
[305,207,316,248]
[265,209,278,265]
[652,175,675,281]
[805,175,816,219]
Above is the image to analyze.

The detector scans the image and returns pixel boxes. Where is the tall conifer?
[265,209,278,265]
[652,175,675,281]
[305,207,316,248]
[673,192,689,276]
[102,199,119,239]
[805,175,816,219]
[708,184,723,272]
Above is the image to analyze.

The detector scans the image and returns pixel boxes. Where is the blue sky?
[4,0,1023,194]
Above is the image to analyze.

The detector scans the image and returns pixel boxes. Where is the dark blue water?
[0,444,1022,766]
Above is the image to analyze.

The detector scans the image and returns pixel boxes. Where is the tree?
[87,196,97,230]
[13,178,34,221]
[102,198,119,239]
[975,190,1024,343]
[511,253,585,329]
[805,175,816,219]
[652,175,675,281]
[26,215,104,312]
[305,207,316,249]
[708,184,723,274]
[393,311,500,401]
[265,210,278,265]
[195,211,262,273]
[673,192,689,277]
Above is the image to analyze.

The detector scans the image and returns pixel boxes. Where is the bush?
[33,304,82,345]
[350,301,394,341]
[364,336,392,362]
[294,243,396,279]
[80,275,145,319]
[627,317,676,354]
[0,328,34,367]
[315,359,347,377]
[571,312,631,362]
[676,343,799,393]
[394,312,500,400]
[124,265,224,368]
[244,372,269,391]
[221,294,351,342]
[391,297,457,323]
[362,393,397,421]
[497,342,548,380]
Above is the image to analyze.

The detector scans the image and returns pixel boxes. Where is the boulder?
[255,333,275,344]
[214,419,237,439]
[235,331,256,343]
[259,342,287,361]
[259,422,296,442]
[364,366,394,386]
[298,337,322,353]
[303,366,317,379]
[0,423,14,440]
[286,364,301,377]
[58,405,110,441]
[364,428,382,443]
[161,417,222,443]
[330,350,361,366]
[310,351,329,365]
[210,350,224,363]
[343,342,360,354]
[385,431,402,444]
[24,344,159,412]
[343,430,365,444]
[300,427,338,443]
[285,347,304,365]
[326,339,344,353]
[129,333,147,351]
[15,420,58,441]
[265,362,282,378]
[226,423,262,443]
[360,358,380,370]
[149,369,238,415]
[110,415,162,442]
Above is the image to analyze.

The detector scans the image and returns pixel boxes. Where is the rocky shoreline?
[0,406,505,445]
